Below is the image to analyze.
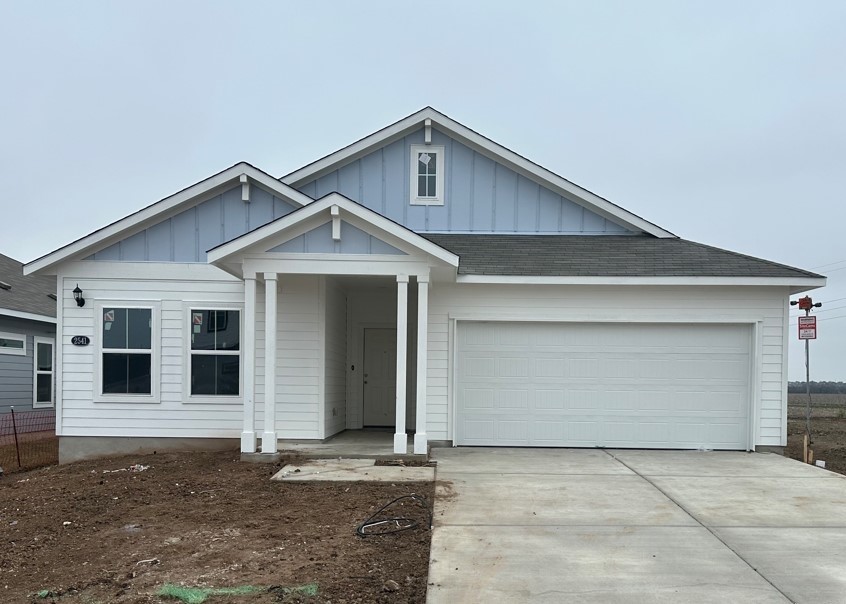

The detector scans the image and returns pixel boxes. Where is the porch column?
[262,272,278,454]
[240,276,257,453]
[394,275,409,454]
[414,275,429,454]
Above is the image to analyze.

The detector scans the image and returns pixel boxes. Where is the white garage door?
[455,322,751,450]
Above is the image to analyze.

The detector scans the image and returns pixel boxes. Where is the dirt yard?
[786,393,846,476]
[0,450,433,603]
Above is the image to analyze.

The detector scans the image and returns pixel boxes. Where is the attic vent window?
[0,281,11,290]
[410,144,445,206]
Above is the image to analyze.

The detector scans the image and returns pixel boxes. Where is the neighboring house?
[24,108,824,463]
[0,254,57,415]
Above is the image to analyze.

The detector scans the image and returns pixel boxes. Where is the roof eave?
[24,163,313,276]
[455,275,827,290]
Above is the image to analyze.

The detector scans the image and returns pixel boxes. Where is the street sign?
[798,316,817,340]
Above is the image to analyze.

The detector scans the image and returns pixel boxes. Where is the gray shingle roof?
[0,254,57,318]
[422,235,823,279]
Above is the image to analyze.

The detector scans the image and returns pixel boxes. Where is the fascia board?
[208,194,459,267]
[281,107,674,239]
[456,275,828,288]
[281,109,433,185]
[24,163,312,276]
[0,308,57,324]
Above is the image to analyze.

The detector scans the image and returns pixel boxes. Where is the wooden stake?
[803,434,810,464]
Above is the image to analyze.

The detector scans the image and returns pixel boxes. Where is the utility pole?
[790,295,821,463]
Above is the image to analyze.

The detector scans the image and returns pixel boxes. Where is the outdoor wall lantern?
[72,284,85,307]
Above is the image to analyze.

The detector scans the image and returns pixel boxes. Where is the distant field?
[788,393,846,418]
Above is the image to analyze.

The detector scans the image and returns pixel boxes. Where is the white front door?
[363,328,397,426]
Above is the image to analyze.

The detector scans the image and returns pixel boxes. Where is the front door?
[362,328,397,426]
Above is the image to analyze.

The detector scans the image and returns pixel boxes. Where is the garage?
[455,321,752,450]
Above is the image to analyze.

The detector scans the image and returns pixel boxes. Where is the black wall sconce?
[72,284,85,307]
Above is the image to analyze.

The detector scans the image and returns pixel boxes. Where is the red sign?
[798,296,813,310]
[798,316,817,340]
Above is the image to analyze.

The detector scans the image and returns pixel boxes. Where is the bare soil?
[786,393,846,476]
[0,450,434,603]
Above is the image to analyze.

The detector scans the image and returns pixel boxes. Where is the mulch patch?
[0,450,433,603]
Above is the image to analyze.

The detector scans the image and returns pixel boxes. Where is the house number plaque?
[71,335,90,346]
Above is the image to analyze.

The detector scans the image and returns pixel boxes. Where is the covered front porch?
[207,193,459,456]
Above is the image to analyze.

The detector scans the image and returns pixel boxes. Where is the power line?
[811,259,846,270]
[790,304,846,315]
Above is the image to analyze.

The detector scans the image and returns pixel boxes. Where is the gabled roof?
[423,234,826,287]
[24,162,313,276]
[280,107,675,239]
[208,192,459,269]
[0,253,56,322]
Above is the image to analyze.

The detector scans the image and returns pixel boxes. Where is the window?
[0,331,25,356]
[410,144,445,205]
[189,309,240,397]
[33,337,54,408]
[101,307,153,395]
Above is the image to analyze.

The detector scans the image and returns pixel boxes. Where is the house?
[0,254,57,415]
[24,108,824,463]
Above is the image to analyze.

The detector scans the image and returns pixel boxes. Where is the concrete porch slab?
[271,458,434,483]
[278,430,424,461]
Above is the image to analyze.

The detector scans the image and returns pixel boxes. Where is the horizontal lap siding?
[275,275,321,438]
[0,317,55,414]
[58,265,246,438]
[426,284,788,447]
[324,278,347,438]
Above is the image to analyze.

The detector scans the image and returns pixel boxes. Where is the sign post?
[790,295,822,464]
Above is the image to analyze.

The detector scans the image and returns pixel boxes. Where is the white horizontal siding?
[58,265,246,438]
[427,283,789,448]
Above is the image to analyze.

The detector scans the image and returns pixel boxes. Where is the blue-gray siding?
[86,185,299,262]
[269,221,406,255]
[0,316,55,415]
[296,128,632,235]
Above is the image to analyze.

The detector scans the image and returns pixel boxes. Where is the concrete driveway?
[428,448,846,603]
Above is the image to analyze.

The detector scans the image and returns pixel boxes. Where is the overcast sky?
[1,1,843,380]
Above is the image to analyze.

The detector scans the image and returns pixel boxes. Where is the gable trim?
[208,193,459,268]
[280,107,674,238]
[24,163,314,276]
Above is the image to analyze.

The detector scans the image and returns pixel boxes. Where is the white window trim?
[183,304,244,404]
[93,301,161,403]
[0,330,26,356]
[32,336,55,409]
[410,144,445,206]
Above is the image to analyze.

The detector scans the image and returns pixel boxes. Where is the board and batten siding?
[295,127,632,235]
[0,316,56,415]
[85,185,299,263]
[426,284,790,448]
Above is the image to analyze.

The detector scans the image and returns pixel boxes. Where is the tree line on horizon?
[788,381,846,394]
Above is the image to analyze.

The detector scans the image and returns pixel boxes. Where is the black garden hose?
[356,493,433,537]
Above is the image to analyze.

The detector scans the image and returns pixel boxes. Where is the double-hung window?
[410,144,445,205]
[101,307,154,396]
[33,337,55,408]
[189,309,240,398]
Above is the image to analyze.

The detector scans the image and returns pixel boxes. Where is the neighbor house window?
[189,309,240,396]
[410,144,445,205]
[0,331,25,356]
[33,337,54,408]
[101,307,153,395]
